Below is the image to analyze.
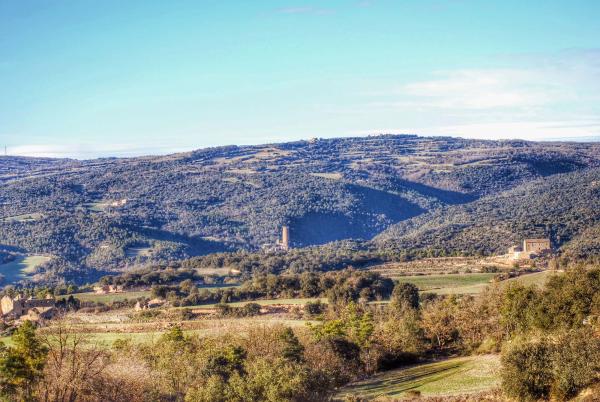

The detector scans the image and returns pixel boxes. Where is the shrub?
[550,329,600,400]
[501,330,600,401]
[390,282,420,312]
[304,300,325,316]
[501,337,554,401]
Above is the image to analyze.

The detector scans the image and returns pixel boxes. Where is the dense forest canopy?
[1,135,600,283]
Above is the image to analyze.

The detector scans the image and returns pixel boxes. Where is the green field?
[335,355,500,400]
[0,255,51,283]
[505,270,559,288]
[396,273,497,295]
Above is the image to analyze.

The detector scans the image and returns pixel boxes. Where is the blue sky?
[1,0,599,158]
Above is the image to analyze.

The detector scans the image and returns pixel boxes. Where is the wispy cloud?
[362,48,600,139]
[400,69,567,110]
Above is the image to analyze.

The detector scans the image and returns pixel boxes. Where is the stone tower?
[281,226,290,250]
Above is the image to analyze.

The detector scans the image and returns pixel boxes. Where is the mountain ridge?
[2,134,600,283]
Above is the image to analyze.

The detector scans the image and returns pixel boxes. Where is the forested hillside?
[1,135,600,283]
[376,168,600,257]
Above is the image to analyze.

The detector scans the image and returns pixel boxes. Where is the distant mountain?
[1,135,600,283]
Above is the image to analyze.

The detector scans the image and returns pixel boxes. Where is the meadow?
[387,270,558,296]
[335,355,500,400]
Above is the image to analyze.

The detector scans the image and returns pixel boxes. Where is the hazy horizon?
[3,132,600,161]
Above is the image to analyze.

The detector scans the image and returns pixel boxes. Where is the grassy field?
[369,257,511,277]
[396,273,496,295]
[390,270,558,296]
[505,270,559,288]
[335,355,500,400]
[0,255,51,283]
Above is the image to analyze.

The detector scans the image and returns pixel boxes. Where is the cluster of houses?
[0,294,56,322]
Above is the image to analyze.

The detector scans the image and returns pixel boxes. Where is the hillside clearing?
[335,355,500,400]
[1,212,44,223]
[0,255,51,284]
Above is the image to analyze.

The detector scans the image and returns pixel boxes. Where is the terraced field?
[335,355,500,400]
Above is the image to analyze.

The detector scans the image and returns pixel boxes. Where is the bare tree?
[36,321,109,402]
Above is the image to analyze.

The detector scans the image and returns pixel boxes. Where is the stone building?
[508,238,552,260]
[1,294,55,320]
[522,238,552,254]
[18,306,56,322]
[276,226,290,251]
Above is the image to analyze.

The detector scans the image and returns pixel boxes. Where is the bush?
[304,300,325,316]
[501,330,600,401]
[390,282,419,312]
[550,329,600,400]
[240,303,261,317]
[501,337,554,401]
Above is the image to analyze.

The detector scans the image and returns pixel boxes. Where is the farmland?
[504,270,560,288]
[367,256,511,278]
[0,316,314,348]
[395,273,496,295]
[63,284,240,303]
[335,355,500,400]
